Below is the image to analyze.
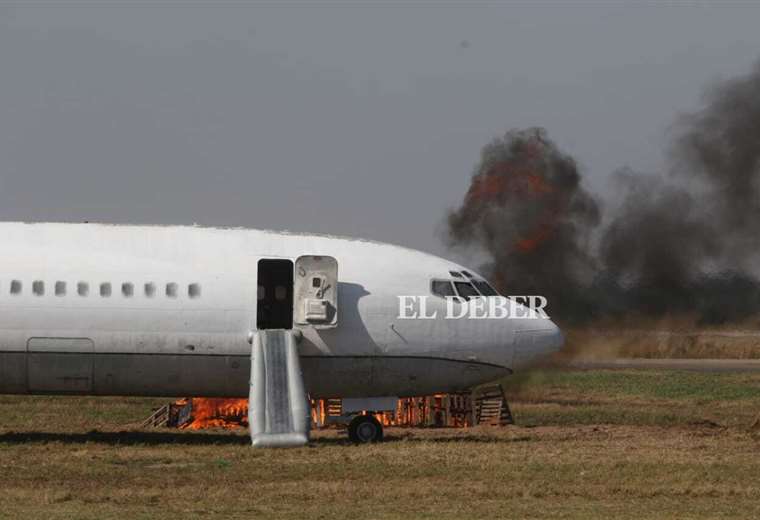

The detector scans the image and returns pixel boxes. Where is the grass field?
[3,369,760,519]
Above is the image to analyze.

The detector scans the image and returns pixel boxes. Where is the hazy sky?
[1,2,759,259]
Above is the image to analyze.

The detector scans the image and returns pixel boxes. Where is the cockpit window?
[473,280,499,296]
[454,281,479,300]
[448,271,463,278]
[431,280,456,298]
[461,270,474,278]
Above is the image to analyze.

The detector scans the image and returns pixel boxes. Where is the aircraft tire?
[348,414,384,443]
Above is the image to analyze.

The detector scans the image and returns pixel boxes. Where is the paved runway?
[567,358,760,372]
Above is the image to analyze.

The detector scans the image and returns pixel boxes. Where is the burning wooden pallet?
[144,385,514,430]
[142,398,246,429]
[314,385,513,428]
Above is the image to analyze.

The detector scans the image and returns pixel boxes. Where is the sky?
[1,2,759,259]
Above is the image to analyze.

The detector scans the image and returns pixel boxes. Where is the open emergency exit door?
[249,255,337,447]
[293,255,338,328]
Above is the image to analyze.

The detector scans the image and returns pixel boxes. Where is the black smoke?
[447,128,601,320]
[447,60,760,324]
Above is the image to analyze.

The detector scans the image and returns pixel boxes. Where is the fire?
[466,167,553,204]
[180,398,249,430]
[515,220,556,253]
[334,394,473,428]
[159,390,507,430]
[465,158,559,254]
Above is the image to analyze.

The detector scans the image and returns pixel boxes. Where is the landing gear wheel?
[348,414,384,443]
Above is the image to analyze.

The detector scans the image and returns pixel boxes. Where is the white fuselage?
[0,223,562,398]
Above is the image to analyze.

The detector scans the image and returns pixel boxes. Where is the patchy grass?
[507,368,760,400]
[3,370,760,519]
[504,369,760,428]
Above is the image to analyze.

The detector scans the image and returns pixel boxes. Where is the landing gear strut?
[348,414,384,443]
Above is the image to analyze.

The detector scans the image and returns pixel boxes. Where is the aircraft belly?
[0,329,252,396]
[301,356,508,399]
[0,320,508,398]
[93,353,248,397]
[0,352,26,393]
[0,351,507,398]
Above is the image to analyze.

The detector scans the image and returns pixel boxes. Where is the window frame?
[473,280,499,296]
[453,281,480,300]
[430,279,458,300]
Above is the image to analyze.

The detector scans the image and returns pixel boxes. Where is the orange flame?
[466,159,558,253]
[173,394,475,430]
[515,222,555,253]
[466,151,554,202]
[180,398,249,430]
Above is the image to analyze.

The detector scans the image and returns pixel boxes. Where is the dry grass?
[562,320,760,360]
[3,369,760,519]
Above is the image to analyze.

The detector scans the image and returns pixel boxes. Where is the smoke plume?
[447,60,760,324]
[447,128,601,319]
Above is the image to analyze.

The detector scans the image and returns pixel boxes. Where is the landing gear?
[348,414,384,443]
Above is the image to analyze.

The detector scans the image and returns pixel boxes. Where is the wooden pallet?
[141,400,194,428]
[141,404,170,428]
[148,389,515,429]
[474,385,514,426]
[326,398,342,417]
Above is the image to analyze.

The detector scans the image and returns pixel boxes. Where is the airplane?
[0,222,563,446]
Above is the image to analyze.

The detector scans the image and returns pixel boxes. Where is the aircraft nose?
[539,319,564,355]
[512,319,564,369]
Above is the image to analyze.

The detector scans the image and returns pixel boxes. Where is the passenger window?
[166,283,178,298]
[10,280,22,295]
[32,281,45,296]
[122,283,134,297]
[100,283,112,297]
[431,280,456,298]
[454,281,479,300]
[78,282,89,297]
[55,281,66,297]
[188,283,201,299]
[145,283,156,298]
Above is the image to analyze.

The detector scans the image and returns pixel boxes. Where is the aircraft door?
[293,255,338,328]
[257,259,294,330]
